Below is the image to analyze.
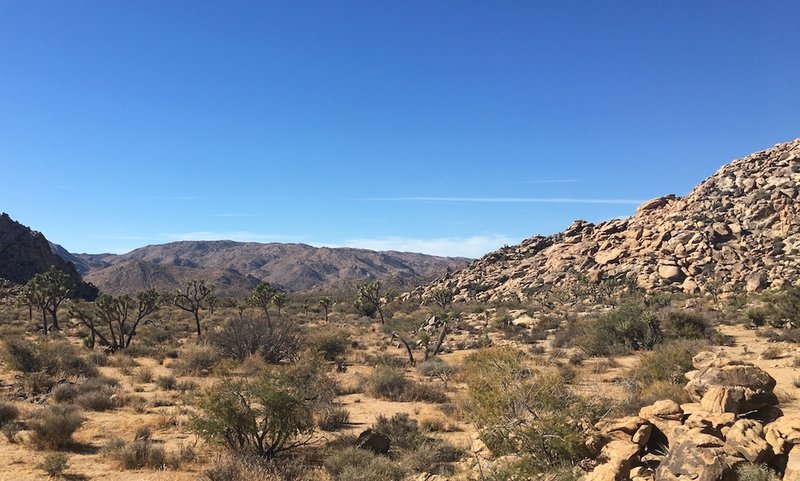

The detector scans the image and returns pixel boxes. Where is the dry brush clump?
[365,365,447,403]
[28,404,85,450]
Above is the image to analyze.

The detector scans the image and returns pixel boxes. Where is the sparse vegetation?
[28,404,85,450]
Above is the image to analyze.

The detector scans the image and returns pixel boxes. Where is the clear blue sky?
[1,1,799,258]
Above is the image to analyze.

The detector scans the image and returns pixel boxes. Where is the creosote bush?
[176,343,220,376]
[461,347,602,471]
[309,329,349,361]
[365,365,447,403]
[39,452,69,478]
[190,364,322,458]
[576,302,660,355]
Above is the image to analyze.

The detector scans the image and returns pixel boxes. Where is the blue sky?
[1,1,799,258]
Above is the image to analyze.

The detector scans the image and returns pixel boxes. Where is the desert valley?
[0,139,799,481]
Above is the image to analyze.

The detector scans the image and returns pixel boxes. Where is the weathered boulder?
[724,419,772,463]
[585,439,642,481]
[655,429,744,481]
[786,445,800,481]
[764,416,800,455]
[356,429,390,454]
[684,361,778,414]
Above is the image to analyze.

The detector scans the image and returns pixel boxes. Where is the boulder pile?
[416,138,800,302]
[585,352,800,481]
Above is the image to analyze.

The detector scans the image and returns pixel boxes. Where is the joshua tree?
[272,292,287,318]
[25,267,73,333]
[250,282,277,324]
[318,297,332,322]
[70,289,160,349]
[429,287,454,312]
[355,281,385,324]
[174,280,214,337]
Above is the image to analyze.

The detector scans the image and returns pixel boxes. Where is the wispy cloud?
[158,231,305,243]
[362,196,644,205]
[136,196,198,201]
[335,234,519,258]
[514,178,581,184]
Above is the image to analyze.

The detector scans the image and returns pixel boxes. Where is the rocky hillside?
[418,138,800,302]
[59,241,469,297]
[0,213,98,299]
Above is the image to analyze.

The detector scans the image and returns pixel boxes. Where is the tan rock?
[724,419,771,463]
[786,445,800,481]
[764,416,800,455]
[639,400,683,422]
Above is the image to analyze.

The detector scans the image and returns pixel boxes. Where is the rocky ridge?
[0,213,97,299]
[417,138,800,302]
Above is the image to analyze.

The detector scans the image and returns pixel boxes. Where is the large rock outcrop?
[417,138,800,302]
[0,213,97,299]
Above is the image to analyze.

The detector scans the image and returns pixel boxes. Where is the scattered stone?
[356,429,390,454]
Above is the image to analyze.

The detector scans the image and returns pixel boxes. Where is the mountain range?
[49,240,469,297]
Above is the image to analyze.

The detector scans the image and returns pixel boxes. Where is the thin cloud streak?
[514,178,581,184]
[363,196,644,205]
[335,234,520,258]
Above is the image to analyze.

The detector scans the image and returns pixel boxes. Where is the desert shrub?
[364,365,445,402]
[318,407,350,431]
[39,452,69,478]
[76,390,114,411]
[324,447,406,481]
[401,440,463,476]
[156,375,178,390]
[108,353,138,375]
[616,380,693,416]
[631,339,706,385]
[2,337,97,377]
[576,302,661,355]
[761,346,783,359]
[461,347,602,470]
[190,367,318,458]
[24,372,56,394]
[417,358,456,384]
[309,329,349,361]
[366,365,409,400]
[365,352,407,368]
[104,437,167,469]
[3,336,40,372]
[209,316,302,364]
[203,452,319,481]
[176,344,220,375]
[0,402,19,427]
[28,404,85,450]
[373,412,424,449]
[734,463,780,481]
[134,366,154,383]
[660,309,710,339]
[772,286,800,325]
[745,308,769,327]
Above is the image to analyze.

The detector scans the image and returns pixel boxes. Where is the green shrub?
[578,302,661,355]
[28,404,85,450]
[366,365,409,400]
[190,369,317,458]
[461,347,601,469]
[373,412,424,450]
[3,337,96,377]
[631,339,706,385]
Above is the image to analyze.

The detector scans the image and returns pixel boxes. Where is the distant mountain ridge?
[53,240,470,297]
[416,138,800,302]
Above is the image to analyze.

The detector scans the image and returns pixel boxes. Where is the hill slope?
[60,241,469,296]
[0,213,98,299]
[417,138,800,302]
